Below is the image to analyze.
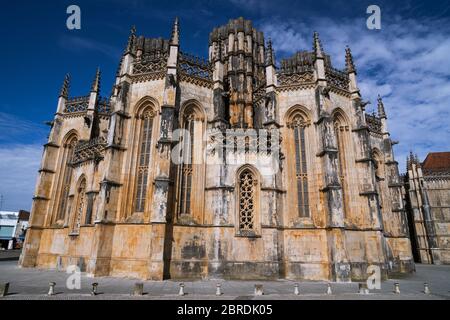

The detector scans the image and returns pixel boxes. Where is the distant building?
[404,152,450,264]
[0,210,30,249]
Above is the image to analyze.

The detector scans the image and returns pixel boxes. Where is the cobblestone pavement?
[0,261,449,300]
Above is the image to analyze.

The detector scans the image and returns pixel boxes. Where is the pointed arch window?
[289,114,310,218]
[57,136,78,222]
[134,109,155,212]
[71,178,86,235]
[238,169,256,234]
[178,112,195,215]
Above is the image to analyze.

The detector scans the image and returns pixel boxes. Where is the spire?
[345,46,356,74]
[125,25,136,53]
[170,17,179,46]
[59,73,70,98]
[415,153,421,168]
[407,151,413,170]
[91,67,101,93]
[265,38,275,66]
[407,151,421,170]
[377,94,386,119]
[313,31,324,59]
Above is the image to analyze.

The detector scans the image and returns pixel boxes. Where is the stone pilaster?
[148,20,179,279]
[315,87,350,282]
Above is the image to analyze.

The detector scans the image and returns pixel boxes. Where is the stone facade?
[404,152,450,264]
[20,17,414,281]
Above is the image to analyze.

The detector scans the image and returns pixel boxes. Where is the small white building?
[0,211,29,250]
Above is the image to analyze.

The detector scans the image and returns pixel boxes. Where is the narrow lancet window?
[134,110,154,212]
[292,115,310,218]
[178,113,195,215]
[57,136,77,222]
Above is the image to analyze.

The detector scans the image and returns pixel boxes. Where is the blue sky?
[0,0,449,211]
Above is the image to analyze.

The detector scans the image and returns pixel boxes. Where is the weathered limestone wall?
[169,225,280,280]
[281,229,330,280]
[109,224,152,278]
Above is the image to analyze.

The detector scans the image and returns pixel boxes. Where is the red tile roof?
[422,152,450,171]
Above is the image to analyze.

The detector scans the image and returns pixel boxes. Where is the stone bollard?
[133,282,144,296]
[358,283,369,294]
[423,283,430,295]
[254,284,264,296]
[0,283,9,297]
[294,284,300,295]
[393,283,400,294]
[91,283,99,296]
[216,283,222,296]
[326,283,332,295]
[179,283,185,296]
[48,282,56,296]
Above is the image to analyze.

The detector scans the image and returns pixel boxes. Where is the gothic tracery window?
[291,114,310,218]
[134,108,155,212]
[238,169,257,235]
[177,104,205,218]
[178,112,195,215]
[56,135,78,222]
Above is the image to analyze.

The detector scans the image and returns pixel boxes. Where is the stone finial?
[407,151,414,170]
[125,25,136,54]
[91,68,101,93]
[345,46,356,74]
[170,17,180,46]
[313,31,324,59]
[59,73,70,98]
[265,38,275,66]
[377,94,386,119]
[408,151,421,169]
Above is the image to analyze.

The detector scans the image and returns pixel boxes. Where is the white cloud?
[0,112,47,211]
[259,16,450,171]
[0,144,42,211]
[59,35,122,60]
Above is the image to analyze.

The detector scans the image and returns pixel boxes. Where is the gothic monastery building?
[20,17,414,281]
